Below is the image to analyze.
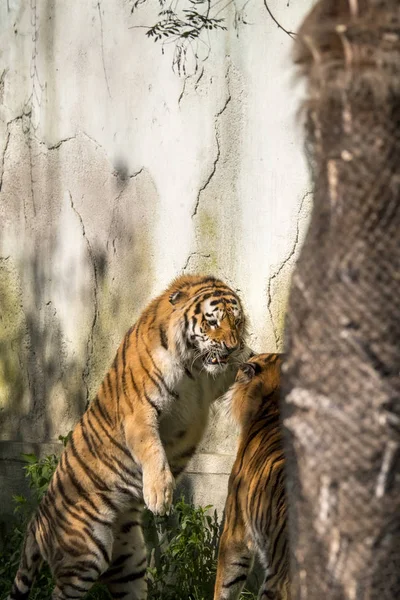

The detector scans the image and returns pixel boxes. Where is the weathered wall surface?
[0,0,313,522]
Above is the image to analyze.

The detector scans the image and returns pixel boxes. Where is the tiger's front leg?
[124,408,175,516]
[214,511,253,600]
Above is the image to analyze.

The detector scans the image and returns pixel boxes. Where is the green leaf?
[20,453,38,464]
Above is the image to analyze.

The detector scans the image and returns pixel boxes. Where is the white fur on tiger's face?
[169,277,246,375]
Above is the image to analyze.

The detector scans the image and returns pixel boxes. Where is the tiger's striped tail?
[8,522,42,600]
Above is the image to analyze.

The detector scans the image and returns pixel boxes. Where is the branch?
[263,0,296,39]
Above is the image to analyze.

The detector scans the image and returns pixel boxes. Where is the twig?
[263,0,296,39]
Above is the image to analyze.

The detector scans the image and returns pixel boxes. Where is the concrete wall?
[0,0,313,523]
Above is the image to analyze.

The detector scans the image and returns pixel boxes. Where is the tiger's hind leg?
[50,521,114,599]
[214,511,253,600]
[51,561,106,599]
[51,556,111,599]
[102,505,147,600]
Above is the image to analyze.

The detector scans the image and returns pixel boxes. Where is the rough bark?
[283,1,400,598]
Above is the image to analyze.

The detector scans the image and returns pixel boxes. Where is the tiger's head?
[167,275,248,375]
[223,353,282,428]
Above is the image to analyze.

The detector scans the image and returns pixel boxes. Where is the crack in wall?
[68,191,99,408]
[128,167,144,180]
[182,252,211,272]
[0,68,8,105]
[0,114,30,193]
[97,1,112,99]
[191,92,232,219]
[0,130,11,193]
[46,136,76,150]
[266,190,312,349]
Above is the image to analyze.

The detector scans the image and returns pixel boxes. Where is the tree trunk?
[283,1,400,598]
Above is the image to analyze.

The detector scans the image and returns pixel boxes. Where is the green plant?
[145,497,220,599]
[0,446,256,599]
[0,437,110,600]
[129,0,294,74]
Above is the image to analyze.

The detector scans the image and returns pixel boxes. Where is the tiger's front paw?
[143,467,175,516]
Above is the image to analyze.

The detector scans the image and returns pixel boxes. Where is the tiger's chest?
[158,367,236,473]
[159,373,210,453]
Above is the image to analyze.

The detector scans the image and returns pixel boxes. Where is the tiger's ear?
[169,291,182,305]
[240,362,257,380]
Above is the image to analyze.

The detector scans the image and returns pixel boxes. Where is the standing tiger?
[214,353,290,600]
[9,274,250,600]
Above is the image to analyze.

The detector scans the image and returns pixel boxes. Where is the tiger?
[9,274,250,600]
[213,353,290,600]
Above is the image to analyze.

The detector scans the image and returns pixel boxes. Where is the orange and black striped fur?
[214,354,290,600]
[9,275,250,600]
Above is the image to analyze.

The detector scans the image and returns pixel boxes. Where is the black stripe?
[174,446,196,461]
[109,454,140,484]
[139,354,164,398]
[222,573,247,588]
[122,331,129,370]
[63,581,90,593]
[99,492,120,513]
[93,395,114,428]
[172,465,185,478]
[112,553,134,568]
[90,408,132,460]
[108,568,147,584]
[183,311,189,333]
[143,388,161,416]
[209,297,224,305]
[55,471,112,527]
[59,571,96,583]
[231,560,250,568]
[122,335,130,398]
[159,324,168,349]
[61,559,102,576]
[41,495,88,546]
[147,298,162,329]
[85,411,104,446]
[142,338,178,399]
[80,420,98,458]
[38,503,86,558]
[10,585,30,600]
[113,350,122,421]
[129,367,141,398]
[185,367,194,380]
[105,563,126,579]
[60,454,98,513]
[82,526,111,565]
[106,373,115,410]
[69,436,110,491]
[135,557,147,568]
[120,520,140,534]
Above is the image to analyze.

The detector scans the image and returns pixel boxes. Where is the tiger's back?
[214,354,290,600]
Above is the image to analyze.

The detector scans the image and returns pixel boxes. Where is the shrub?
[145,497,220,600]
[0,446,256,600]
